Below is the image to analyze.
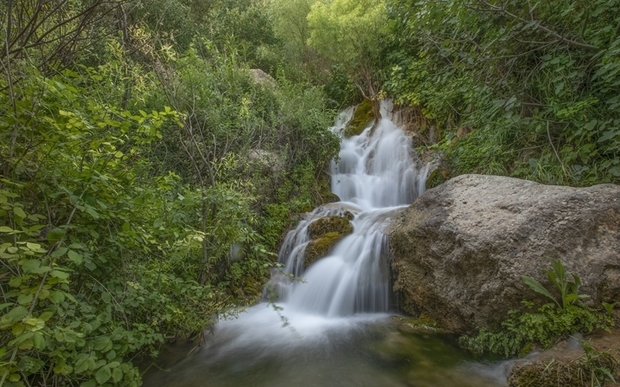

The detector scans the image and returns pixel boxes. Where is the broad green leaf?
[17,294,34,305]
[48,291,66,304]
[32,332,46,350]
[1,305,29,326]
[13,207,26,218]
[51,247,69,258]
[68,250,83,264]
[26,242,43,251]
[51,270,70,279]
[81,379,97,387]
[46,227,66,243]
[54,363,73,375]
[0,226,13,233]
[112,367,123,383]
[21,259,41,273]
[39,311,54,321]
[95,366,112,384]
[521,276,560,308]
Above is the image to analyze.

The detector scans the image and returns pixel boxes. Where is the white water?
[144,102,507,387]
[199,101,430,355]
[264,100,429,318]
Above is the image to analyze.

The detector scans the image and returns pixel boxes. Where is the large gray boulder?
[388,174,620,334]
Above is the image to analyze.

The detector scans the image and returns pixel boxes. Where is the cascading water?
[143,102,506,387]
[265,100,430,319]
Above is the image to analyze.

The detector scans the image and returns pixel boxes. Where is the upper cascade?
[331,100,429,209]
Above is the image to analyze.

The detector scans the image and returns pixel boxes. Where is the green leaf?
[0,226,13,233]
[81,380,97,387]
[14,207,26,218]
[95,366,112,384]
[521,276,560,308]
[39,311,54,321]
[5,305,28,321]
[50,270,70,279]
[48,291,66,304]
[17,294,34,305]
[51,247,69,258]
[54,362,73,375]
[112,367,123,383]
[22,259,41,273]
[68,250,83,264]
[32,332,46,350]
[564,293,580,304]
[46,228,66,243]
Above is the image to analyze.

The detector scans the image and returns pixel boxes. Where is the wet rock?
[303,215,354,267]
[308,216,354,239]
[345,99,375,137]
[389,174,620,333]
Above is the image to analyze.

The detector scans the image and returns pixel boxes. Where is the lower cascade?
[144,102,507,387]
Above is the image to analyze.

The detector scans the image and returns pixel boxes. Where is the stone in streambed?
[388,174,620,334]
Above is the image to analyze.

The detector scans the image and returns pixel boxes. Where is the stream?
[143,102,509,387]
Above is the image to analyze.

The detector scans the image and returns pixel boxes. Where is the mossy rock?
[304,232,348,268]
[508,353,618,387]
[315,174,341,204]
[345,99,375,137]
[308,216,353,239]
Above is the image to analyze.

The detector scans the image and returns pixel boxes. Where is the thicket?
[383,0,620,186]
[0,0,339,386]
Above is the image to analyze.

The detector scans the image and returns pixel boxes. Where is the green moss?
[345,99,375,137]
[308,216,353,239]
[391,315,450,335]
[315,174,341,204]
[305,232,347,267]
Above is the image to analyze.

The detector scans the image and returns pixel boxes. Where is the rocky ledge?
[388,174,620,333]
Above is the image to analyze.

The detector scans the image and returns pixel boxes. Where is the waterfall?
[264,100,430,318]
[199,100,430,356]
[143,103,510,387]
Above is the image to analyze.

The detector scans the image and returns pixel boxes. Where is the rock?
[308,215,354,239]
[305,232,347,268]
[304,216,354,267]
[507,330,620,387]
[247,149,283,173]
[388,174,620,333]
[249,69,277,87]
[345,99,375,137]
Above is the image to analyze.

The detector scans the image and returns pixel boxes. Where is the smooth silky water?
[143,102,508,387]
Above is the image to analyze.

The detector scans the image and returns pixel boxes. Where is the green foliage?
[384,0,620,186]
[0,1,342,386]
[307,0,387,99]
[461,262,613,357]
[461,303,611,358]
[522,260,588,310]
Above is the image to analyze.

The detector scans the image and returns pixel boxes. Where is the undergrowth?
[460,261,615,357]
